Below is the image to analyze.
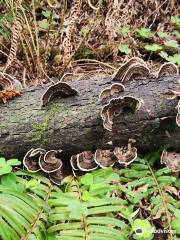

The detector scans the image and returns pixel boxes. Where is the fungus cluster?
[41,82,78,106]
[0,73,22,103]
[100,95,141,131]
[112,57,150,82]
[157,63,179,78]
[23,148,64,185]
[70,140,137,176]
[161,150,180,172]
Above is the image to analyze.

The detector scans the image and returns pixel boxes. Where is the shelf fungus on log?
[112,57,149,82]
[114,139,137,165]
[99,83,125,104]
[94,149,118,168]
[100,96,142,131]
[157,63,179,78]
[41,82,78,106]
[161,150,180,172]
[39,150,63,173]
[176,100,180,127]
[77,151,98,171]
[23,148,46,172]
[48,168,64,185]
[70,151,98,175]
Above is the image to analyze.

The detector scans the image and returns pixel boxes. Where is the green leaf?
[164,40,179,48]
[173,30,180,38]
[42,10,52,18]
[38,19,49,30]
[80,173,93,186]
[118,44,132,54]
[67,200,87,219]
[135,28,151,39]
[171,16,180,28]
[1,173,17,187]
[7,159,21,166]
[116,26,130,37]
[171,218,180,234]
[79,27,90,38]
[144,44,162,52]
[0,165,12,176]
[157,31,168,38]
[132,219,153,240]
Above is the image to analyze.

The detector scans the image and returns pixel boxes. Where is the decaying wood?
[0,75,180,159]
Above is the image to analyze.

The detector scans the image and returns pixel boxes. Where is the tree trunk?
[0,75,180,159]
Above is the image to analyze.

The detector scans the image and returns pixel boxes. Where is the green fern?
[0,152,179,240]
[48,176,130,240]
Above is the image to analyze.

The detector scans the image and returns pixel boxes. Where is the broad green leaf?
[7,159,21,166]
[144,44,162,52]
[1,173,17,187]
[118,44,132,54]
[0,165,12,176]
[164,40,179,48]
[135,28,151,39]
[116,26,130,36]
[42,10,52,18]
[171,218,180,234]
[157,31,168,38]
[38,19,49,29]
[171,16,180,27]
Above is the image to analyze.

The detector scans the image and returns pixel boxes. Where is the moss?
[32,103,64,143]
[0,124,6,129]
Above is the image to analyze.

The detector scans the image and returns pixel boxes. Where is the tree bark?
[0,75,180,159]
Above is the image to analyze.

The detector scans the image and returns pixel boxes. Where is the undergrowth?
[0,150,179,240]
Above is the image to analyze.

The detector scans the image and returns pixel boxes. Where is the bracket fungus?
[114,139,137,165]
[94,149,118,168]
[70,155,79,170]
[39,150,63,173]
[157,63,179,78]
[23,148,45,172]
[161,150,180,172]
[112,57,148,82]
[100,96,142,131]
[41,82,78,106]
[99,83,125,104]
[176,100,180,126]
[77,151,98,171]
[121,63,150,82]
[49,169,63,185]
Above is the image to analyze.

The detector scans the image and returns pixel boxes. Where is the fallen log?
[0,75,180,159]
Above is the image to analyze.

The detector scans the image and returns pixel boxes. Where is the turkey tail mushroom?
[49,169,63,185]
[161,150,180,172]
[39,150,63,173]
[114,139,137,166]
[121,63,150,82]
[23,148,45,172]
[112,57,147,82]
[94,149,118,168]
[77,151,98,171]
[100,96,142,131]
[99,83,125,104]
[41,82,78,106]
[157,63,179,78]
[176,101,180,126]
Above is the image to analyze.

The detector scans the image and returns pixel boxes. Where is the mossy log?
[0,75,180,159]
